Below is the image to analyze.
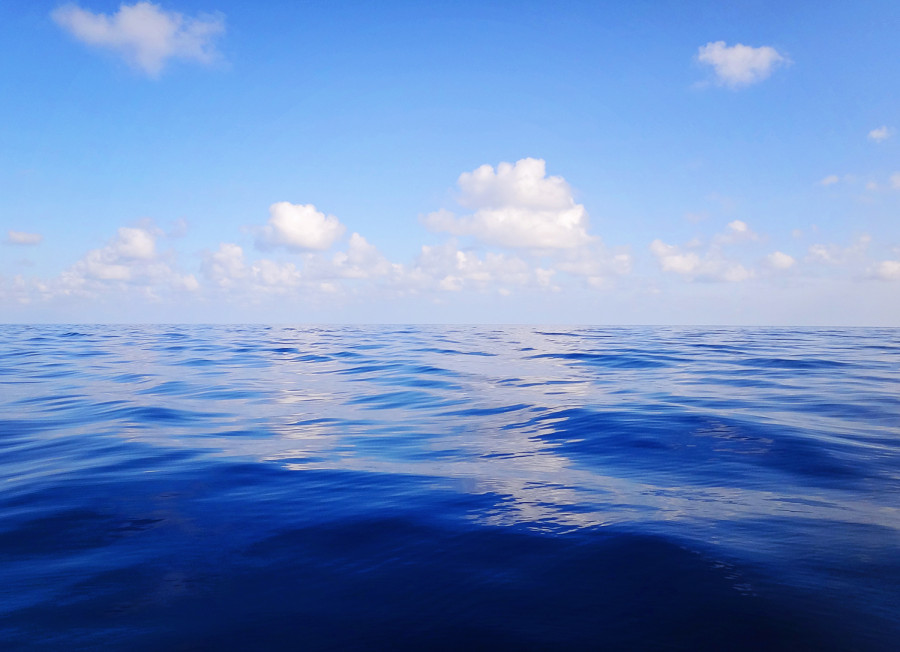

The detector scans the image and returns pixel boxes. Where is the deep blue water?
[1,325,899,650]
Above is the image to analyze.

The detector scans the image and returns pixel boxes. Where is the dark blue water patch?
[525,407,878,488]
[442,403,533,418]
[735,356,851,370]
[411,346,497,357]
[526,351,677,369]
[290,353,332,363]
[348,389,465,411]
[337,362,406,375]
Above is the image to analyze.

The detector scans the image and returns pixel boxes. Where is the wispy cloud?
[697,41,788,88]
[5,230,43,246]
[52,2,224,77]
[868,126,893,142]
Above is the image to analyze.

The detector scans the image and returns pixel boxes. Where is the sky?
[1,0,898,325]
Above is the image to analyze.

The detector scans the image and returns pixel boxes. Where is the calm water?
[1,325,898,650]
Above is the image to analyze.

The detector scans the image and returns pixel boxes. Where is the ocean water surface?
[1,325,898,650]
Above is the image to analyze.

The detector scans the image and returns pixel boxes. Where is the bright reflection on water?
[1,325,899,650]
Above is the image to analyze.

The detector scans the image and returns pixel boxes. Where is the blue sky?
[1,0,898,324]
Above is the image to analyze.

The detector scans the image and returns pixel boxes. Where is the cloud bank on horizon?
[1,1,898,324]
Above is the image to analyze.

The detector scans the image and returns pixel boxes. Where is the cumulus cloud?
[554,245,632,288]
[60,224,194,295]
[766,251,796,270]
[820,175,840,187]
[202,242,303,292]
[203,234,400,295]
[650,221,760,282]
[697,41,787,88]
[257,202,346,252]
[868,126,892,142]
[713,219,759,245]
[871,260,900,281]
[403,241,542,294]
[331,233,397,279]
[651,238,752,282]
[202,242,246,287]
[807,234,871,265]
[5,230,43,245]
[424,158,592,249]
[52,2,224,77]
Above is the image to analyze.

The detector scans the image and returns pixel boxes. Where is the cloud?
[650,240,702,275]
[403,241,542,294]
[202,242,303,292]
[257,202,346,252]
[868,126,892,142]
[52,2,224,77]
[820,175,840,187]
[765,251,796,270]
[807,234,871,265]
[891,173,900,190]
[330,233,397,279]
[871,260,900,281]
[697,41,787,88]
[73,226,155,282]
[59,224,195,296]
[5,230,43,245]
[710,220,760,247]
[650,221,759,282]
[554,245,632,288]
[202,242,247,287]
[423,158,592,249]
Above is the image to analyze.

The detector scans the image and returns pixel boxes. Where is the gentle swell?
[0,325,898,650]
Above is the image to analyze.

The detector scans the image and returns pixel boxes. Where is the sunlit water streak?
[1,325,898,650]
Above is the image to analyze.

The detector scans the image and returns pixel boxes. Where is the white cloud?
[202,242,246,287]
[868,126,892,142]
[554,245,632,288]
[424,158,592,249]
[820,175,840,187]
[697,41,787,88]
[650,221,757,282]
[257,202,346,252]
[202,242,303,292]
[871,260,900,281]
[766,251,796,270]
[52,2,224,77]
[5,230,43,245]
[58,224,192,296]
[650,240,702,275]
[331,233,396,279]
[406,241,538,293]
[807,234,871,265]
[712,219,760,246]
[251,259,301,288]
[72,226,156,282]
[891,173,900,190]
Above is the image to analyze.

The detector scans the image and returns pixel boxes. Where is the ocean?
[1,325,898,650]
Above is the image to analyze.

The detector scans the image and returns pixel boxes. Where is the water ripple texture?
[1,325,899,650]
